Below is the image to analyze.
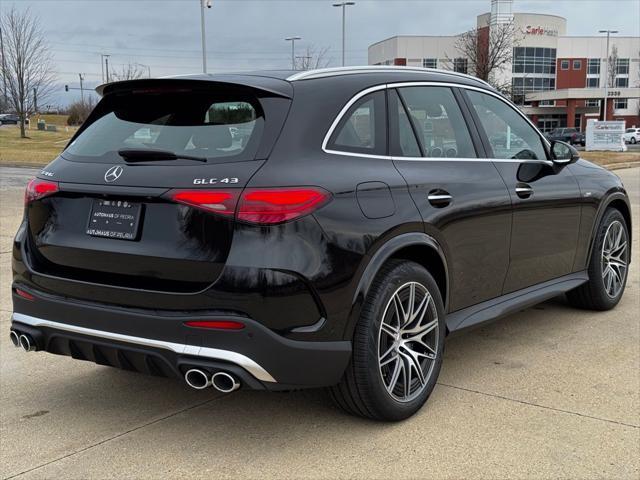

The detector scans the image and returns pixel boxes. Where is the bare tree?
[450,21,521,91]
[110,63,147,82]
[606,44,619,88]
[0,7,56,138]
[295,46,331,71]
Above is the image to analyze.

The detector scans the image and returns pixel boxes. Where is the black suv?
[10,67,631,421]
[546,127,585,146]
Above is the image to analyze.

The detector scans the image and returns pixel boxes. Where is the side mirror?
[550,140,579,165]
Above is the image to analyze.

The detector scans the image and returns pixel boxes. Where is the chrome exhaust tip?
[211,371,240,393]
[19,334,36,352]
[184,369,211,390]
[9,330,20,348]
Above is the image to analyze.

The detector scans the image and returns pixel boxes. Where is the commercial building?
[368,0,640,132]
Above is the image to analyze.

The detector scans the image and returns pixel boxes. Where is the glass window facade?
[587,77,599,88]
[614,98,628,109]
[616,59,630,75]
[588,58,600,75]
[513,47,557,74]
[422,58,437,69]
[453,58,468,74]
[615,77,629,88]
[511,77,556,105]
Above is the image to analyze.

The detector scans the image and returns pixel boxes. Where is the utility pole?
[332,2,355,67]
[200,0,212,73]
[599,29,618,121]
[33,88,37,113]
[285,36,301,70]
[105,56,110,83]
[100,54,110,83]
[78,74,85,104]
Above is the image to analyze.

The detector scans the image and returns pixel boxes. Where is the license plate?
[86,199,142,240]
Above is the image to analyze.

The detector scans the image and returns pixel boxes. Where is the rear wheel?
[330,260,445,421]
[567,209,630,310]
[631,137,637,144]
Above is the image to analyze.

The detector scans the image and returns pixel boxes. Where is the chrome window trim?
[322,81,553,166]
[12,312,277,383]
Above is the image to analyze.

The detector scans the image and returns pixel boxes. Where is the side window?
[328,90,386,155]
[398,86,476,158]
[388,89,421,157]
[466,90,548,161]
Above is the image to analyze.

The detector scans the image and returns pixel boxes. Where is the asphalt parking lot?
[1,166,638,479]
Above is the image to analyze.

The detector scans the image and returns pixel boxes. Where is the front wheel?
[631,137,637,144]
[567,208,630,310]
[330,260,445,421]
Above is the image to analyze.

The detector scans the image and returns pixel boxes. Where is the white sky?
[5,0,640,108]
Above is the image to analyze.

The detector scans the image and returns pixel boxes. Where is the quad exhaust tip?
[184,369,212,390]
[184,368,240,393]
[211,371,240,393]
[19,334,36,352]
[9,330,20,348]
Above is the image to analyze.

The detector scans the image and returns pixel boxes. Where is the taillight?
[25,178,59,205]
[184,320,245,330]
[237,187,331,224]
[171,190,239,216]
[168,187,331,225]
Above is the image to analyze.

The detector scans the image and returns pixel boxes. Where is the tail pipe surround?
[19,333,37,352]
[9,330,20,348]
[183,368,241,393]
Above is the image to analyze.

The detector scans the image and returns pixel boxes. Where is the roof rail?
[286,65,492,87]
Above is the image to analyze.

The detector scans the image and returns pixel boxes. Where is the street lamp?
[200,0,212,73]
[599,29,618,121]
[333,1,355,67]
[285,36,301,70]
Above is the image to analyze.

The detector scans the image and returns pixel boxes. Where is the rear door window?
[397,86,477,158]
[64,89,265,163]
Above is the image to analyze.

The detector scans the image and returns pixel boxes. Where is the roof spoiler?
[95,75,293,99]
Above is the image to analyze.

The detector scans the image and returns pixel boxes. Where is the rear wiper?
[117,148,207,163]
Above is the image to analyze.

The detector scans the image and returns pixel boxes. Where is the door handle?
[428,190,452,207]
[515,183,533,199]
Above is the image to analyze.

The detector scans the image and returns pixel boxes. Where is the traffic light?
[65,85,69,92]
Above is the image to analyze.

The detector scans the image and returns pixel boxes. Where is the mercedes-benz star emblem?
[104,166,123,183]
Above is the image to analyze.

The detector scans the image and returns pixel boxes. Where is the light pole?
[100,54,110,83]
[78,73,85,104]
[333,2,355,67]
[285,36,301,70]
[599,29,618,121]
[200,0,212,73]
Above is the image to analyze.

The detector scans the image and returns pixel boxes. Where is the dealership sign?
[525,25,559,37]
[585,120,627,152]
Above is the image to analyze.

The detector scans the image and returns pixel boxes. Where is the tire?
[567,208,630,310]
[330,260,445,421]
[631,138,637,144]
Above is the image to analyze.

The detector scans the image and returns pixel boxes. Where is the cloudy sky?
[5,0,640,107]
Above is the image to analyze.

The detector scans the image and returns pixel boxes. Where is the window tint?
[467,90,547,161]
[329,91,386,155]
[388,90,421,157]
[397,86,476,158]
[65,90,264,163]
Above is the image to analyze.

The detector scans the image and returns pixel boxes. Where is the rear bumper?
[10,288,351,390]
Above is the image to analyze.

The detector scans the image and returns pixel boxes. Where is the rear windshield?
[63,88,265,164]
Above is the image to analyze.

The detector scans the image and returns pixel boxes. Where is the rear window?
[63,89,265,163]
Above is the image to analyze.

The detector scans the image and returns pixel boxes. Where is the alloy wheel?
[377,282,439,403]
[601,220,629,298]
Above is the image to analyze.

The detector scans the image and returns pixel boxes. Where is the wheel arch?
[587,192,632,262]
[343,232,449,340]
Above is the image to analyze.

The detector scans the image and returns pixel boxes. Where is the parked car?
[546,127,584,146]
[0,113,28,125]
[623,127,640,144]
[0,113,20,125]
[9,67,631,421]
